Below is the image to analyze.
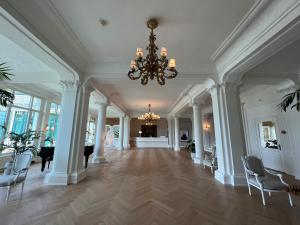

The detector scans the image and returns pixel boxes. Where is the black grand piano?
[38,145,94,172]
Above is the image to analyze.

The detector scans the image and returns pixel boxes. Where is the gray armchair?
[0,153,32,202]
[241,155,293,206]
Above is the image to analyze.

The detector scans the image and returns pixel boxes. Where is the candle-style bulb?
[169,58,176,68]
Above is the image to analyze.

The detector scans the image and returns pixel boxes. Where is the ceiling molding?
[0,4,80,82]
[215,1,300,83]
[45,0,91,60]
[211,0,271,62]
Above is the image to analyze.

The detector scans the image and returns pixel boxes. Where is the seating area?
[0,1,300,224]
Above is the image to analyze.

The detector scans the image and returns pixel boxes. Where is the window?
[46,103,61,145]
[0,90,43,147]
[0,106,7,141]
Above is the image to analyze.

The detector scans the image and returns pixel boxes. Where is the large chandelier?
[138,104,160,125]
[128,19,178,85]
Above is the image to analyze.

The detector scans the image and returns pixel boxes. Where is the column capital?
[84,85,94,95]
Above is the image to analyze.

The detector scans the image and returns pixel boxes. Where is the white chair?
[241,155,293,206]
[0,153,32,202]
[203,146,217,175]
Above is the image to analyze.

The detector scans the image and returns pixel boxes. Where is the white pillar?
[210,83,246,186]
[174,117,180,151]
[69,85,93,183]
[45,81,81,185]
[167,118,173,148]
[123,116,130,149]
[92,103,107,163]
[118,116,124,150]
[192,103,204,164]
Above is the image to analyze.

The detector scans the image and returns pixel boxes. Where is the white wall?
[241,86,300,179]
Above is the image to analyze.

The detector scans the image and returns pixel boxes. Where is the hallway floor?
[0,149,300,225]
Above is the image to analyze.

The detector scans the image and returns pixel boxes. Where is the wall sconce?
[203,123,210,131]
[138,130,142,137]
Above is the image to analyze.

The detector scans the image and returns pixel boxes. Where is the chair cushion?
[245,156,265,176]
[0,175,25,187]
[248,175,287,190]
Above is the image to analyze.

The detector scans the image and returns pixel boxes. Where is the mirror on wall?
[259,120,280,150]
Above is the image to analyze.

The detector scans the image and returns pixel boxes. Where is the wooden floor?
[1,149,300,225]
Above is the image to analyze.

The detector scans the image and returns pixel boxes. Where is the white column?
[174,117,180,151]
[210,83,246,186]
[69,85,93,183]
[123,116,130,149]
[45,81,80,185]
[192,103,204,164]
[167,118,173,148]
[118,116,124,150]
[92,103,107,163]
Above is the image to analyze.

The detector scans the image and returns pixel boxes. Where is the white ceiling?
[247,38,300,76]
[0,33,60,83]
[3,0,257,115]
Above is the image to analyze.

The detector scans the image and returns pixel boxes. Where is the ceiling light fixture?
[138,104,160,125]
[128,18,178,85]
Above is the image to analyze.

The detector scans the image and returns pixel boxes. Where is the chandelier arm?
[157,75,165,85]
[164,68,178,79]
[128,70,142,80]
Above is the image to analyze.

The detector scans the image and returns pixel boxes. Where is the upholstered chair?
[0,153,32,202]
[241,155,293,206]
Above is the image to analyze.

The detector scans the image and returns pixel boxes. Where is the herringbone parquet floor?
[0,149,299,225]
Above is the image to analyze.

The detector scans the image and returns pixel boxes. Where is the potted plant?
[279,89,300,112]
[186,139,195,159]
[0,126,42,175]
[0,61,15,107]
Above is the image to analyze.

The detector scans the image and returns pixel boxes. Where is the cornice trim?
[211,0,271,62]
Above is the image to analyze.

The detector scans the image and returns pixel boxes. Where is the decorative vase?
[4,161,14,175]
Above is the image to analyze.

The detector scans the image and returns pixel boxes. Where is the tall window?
[45,103,61,145]
[1,91,43,149]
[0,105,7,141]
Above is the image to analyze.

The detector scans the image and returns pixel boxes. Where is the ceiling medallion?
[138,104,160,125]
[128,18,178,85]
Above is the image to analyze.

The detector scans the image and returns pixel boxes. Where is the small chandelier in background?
[128,18,178,85]
[138,104,160,125]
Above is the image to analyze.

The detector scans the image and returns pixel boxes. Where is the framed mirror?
[259,120,280,150]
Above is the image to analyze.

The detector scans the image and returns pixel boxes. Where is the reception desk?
[130,137,169,148]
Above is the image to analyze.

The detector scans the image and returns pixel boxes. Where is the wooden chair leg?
[288,193,293,207]
[260,189,266,206]
[6,186,11,203]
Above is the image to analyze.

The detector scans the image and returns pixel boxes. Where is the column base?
[92,156,106,164]
[45,172,69,185]
[69,169,87,184]
[193,157,203,164]
[214,170,247,186]
[174,146,180,151]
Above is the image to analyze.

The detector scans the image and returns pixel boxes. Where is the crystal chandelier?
[128,19,178,85]
[138,104,160,125]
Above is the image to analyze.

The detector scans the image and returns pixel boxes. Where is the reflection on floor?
[0,149,299,225]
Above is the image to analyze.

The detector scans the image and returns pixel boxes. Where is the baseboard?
[69,169,87,184]
[92,156,106,164]
[214,171,247,186]
[193,157,203,164]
